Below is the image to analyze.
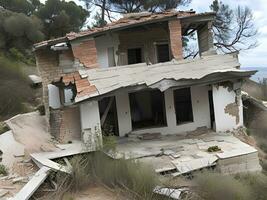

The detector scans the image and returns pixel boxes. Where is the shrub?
[207,146,221,152]
[235,173,267,200]
[0,56,35,120]
[50,152,161,200]
[0,164,8,176]
[194,172,252,200]
[0,122,9,134]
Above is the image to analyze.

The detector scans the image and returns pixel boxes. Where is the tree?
[210,0,257,53]
[109,0,191,13]
[0,0,41,16]
[81,0,191,27]
[36,0,89,38]
[0,9,44,52]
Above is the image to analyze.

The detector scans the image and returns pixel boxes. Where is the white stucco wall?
[80,101,102,148]
[48,84,61,109]
[95,33,120,68]
[115,86,211,136]
[115,92,132,136]
[212,85,243,132]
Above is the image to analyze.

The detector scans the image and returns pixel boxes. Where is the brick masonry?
[35,48,83,141]
[168,19,183,60]
[71,39,99,68]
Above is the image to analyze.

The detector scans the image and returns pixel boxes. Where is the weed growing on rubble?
[47,152,170,200]
[0,164,8,176]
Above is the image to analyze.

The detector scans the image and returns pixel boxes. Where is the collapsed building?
[2,10,263,200]
[34,11,256,146]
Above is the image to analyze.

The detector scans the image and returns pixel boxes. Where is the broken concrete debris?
[153,186,189,200]
[108,132,262,176]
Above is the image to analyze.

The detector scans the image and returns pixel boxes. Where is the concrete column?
[212,84,243,132]
[164,90,177,128]
[197,21,214,56]
[115,92,132,136]
[80,101,102,150]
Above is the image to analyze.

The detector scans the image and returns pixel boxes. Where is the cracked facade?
[34,11,256,146]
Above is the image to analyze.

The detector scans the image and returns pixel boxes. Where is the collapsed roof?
[34,10,215,50]
[61,54,256,103]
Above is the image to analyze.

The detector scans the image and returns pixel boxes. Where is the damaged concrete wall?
[95,33,120,68]
[80,101,102,149]
[115,86,211,136]
[118,25,170,65]
[115,92,132,136]
[197,21,213,55]
[212,83,243,132]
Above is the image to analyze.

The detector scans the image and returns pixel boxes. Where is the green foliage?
[0,164,8,175]
[194,172,252,200]
[0,122,9,135]
[207,145,221,152]
[210,0,257,53]
[50,152,160,200]
[0,56,35,120]
[0,9,44,52]
[0,0,41,15]
[193,172,267,200]
[108,0,191,13]
[36,0,89,38]
[103,135,117,151]
[92,11,107,27]
[235,173,267,200]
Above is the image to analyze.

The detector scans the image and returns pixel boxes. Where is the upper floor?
[34,11,215,73]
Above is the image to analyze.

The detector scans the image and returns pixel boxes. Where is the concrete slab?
[109,132,261,175]
[5,112,55,154]
[13,167,50,200]
[0,131,25,169]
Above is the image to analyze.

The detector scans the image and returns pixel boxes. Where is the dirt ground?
[73,185,125,200]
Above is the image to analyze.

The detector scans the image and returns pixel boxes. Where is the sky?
[40,0,267,69]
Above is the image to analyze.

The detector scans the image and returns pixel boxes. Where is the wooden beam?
[100,97,114,126]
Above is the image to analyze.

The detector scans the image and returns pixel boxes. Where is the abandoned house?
[33,10,257,148]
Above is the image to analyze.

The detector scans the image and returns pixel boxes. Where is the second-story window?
[128,48,142,64]
[156,43,170,63]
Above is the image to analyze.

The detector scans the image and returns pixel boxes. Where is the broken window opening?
[98,96,119,136]
[156,43,170,63]
[127,48,142,65]
[174,88,194,124]
[108,47,116,67]
[129,89,167,130]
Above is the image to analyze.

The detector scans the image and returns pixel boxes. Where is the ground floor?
[75,81,243,147]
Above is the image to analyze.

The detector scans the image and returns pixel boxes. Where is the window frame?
[173,87,194,125]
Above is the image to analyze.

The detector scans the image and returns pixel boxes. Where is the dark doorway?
[208,90,215,129]
[129,89,167,130]
[128,48,142,64]
[98,96,119,136]
[174,88,194,124]
[156,44,170,63]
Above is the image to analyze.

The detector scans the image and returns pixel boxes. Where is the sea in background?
[241,67,267,82]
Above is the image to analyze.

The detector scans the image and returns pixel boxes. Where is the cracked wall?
[212,83,243,132]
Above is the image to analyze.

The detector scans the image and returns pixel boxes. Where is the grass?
[191,172,267,200]
[46,152,172,200]
[0,122,9,135]
[0,164,8,176]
